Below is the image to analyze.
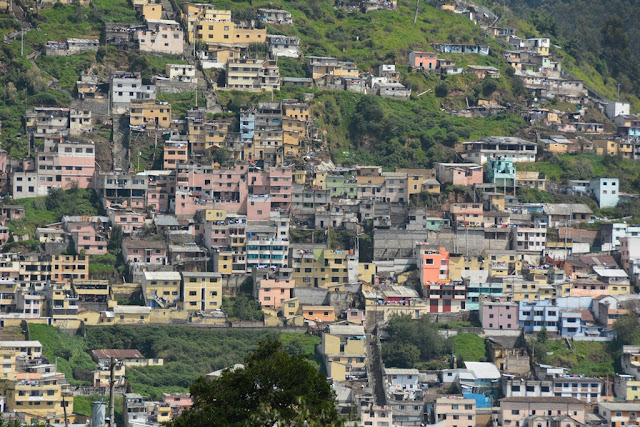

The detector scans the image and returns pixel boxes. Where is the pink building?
[435,163,483,186]
[257,279,295,310]
[108,209,147,235]
[450,203,484,228]
[346,309,366,326]
[409,51,438,70]
[479,296,519,330]
[174,165,292,217]
[122,238,167,264]
[63,215,109,255]
[162,393,192,416]
[0,205,25,221]
[144,170,175,213]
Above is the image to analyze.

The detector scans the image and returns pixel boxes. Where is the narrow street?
[112,114,130,171]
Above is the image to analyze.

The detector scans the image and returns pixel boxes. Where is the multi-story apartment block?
[511,224,547,252]
[12,140,96,198]
[51,254,89,284]
[142,271,181,308]
[291,248,358,288]
[462,137,537,165]
[598,402,640,427]
[63,215,108,255]
[163,140,188,170]
[257,278,294,311]
[135,19,183,55]
[498,397,585,427]
[320,324,366,382]
[110,72,156,113]
[180,272,222,312]
[94,171,149,210]
[257,8,292,25]
[130,100,172,131]
[504,377,603,403]
[226,58,280,91]
[479,296,518,330]
[434,162,483,186]
[166,64,197,83]
[434,396,476,427]
[450,202,483,228]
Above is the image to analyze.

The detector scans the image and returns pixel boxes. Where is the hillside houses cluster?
[4,0,640,425]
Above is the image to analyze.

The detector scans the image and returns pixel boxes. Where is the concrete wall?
[156,80,197,93]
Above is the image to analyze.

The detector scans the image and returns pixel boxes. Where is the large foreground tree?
[169,340,341,427]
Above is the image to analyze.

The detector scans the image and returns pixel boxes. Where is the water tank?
[91,401,107,427]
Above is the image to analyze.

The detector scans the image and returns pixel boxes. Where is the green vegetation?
[157,92,206,118]
[450,333,486,362]
[36,52,96,92]
[381,314,452,369]
[169,340,340,427]
[21,324,322,400]
[6,187,102,239]
[533,339,615,377]
[222,295,264,322]
[29,324,96,385]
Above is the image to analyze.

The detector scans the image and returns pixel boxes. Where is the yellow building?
[503,279,553,301]
[189,17,265,46]
[51,254,89,285]
[141,3,163,21]
[93,363,126,387]
[113,305,151,324]
[2,365,74,425]
[72,280,109,306]
[0,279,17,311]
[292,249,356,288]
[180,272,222,312]
[130,100,172,131]
[282,298,299,319]
[292,170,306,185]
[45,284,79,318]
[143,272,181,308]
[593,139,618,156]
[320,324,366,382]
[358,262,377,284]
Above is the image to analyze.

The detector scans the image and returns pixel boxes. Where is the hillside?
[2,0,640,169]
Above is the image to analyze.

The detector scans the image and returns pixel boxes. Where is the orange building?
[302,306,336,323]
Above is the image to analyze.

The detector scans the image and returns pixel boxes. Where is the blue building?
[486,157,516,187]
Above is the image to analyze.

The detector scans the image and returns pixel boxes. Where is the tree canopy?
[169,340,340,427]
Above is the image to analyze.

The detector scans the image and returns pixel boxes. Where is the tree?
[435,82,449,98]
[108,225,123,253]
[537,327,548,344]
[169,340,340,427]
[614,313,640,346]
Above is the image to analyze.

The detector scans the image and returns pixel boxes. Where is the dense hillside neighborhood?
[1,0,640,425]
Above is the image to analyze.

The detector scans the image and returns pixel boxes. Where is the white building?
[165,63,197,83]
[135,19,184,55]
[461,137,537,165]
[110,72,156,113]
[621,237,640,284]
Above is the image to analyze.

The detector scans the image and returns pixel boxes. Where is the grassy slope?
[450,333,486,362]
[538,340,615,377]
[29,325,323,400]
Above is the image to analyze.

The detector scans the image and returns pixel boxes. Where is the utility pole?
[62,389,69,427]
[413,0,419,25]
[109,357,116,427]
[21,27,24,56]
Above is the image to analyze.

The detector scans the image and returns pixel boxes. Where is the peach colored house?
[257,279,294,311]
[162,393,192,417]
[434,163,483,186]
[302,306,336,323]
[63,215,109,255]
[450,203,484,228]
[163,141,188,170]
[122,238,167,265]
[0,205,25,221]
[409,51,438,70]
